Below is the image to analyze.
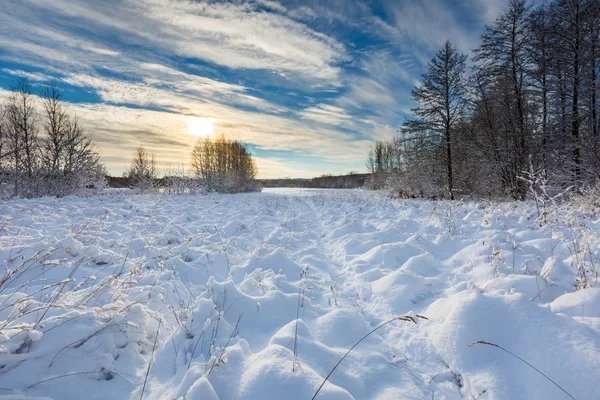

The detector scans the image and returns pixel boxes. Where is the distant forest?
[107,172,368,190]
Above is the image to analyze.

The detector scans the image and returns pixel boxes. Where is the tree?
[555,0,585,181]
[60,116,106,193]
[474,0,532,199]
[41,83,68,174]
[550,0,600,184]
[39,84,106,195]
[5,78,39,197]
[583,1,600,177]
[402,41,468,199]
[191,136,258,193]
[528,3,553,172]
[367,0,600,199]
[0,104,6,173]
[127,147,157,192]
[365,141,388,189]
[0,80,106,197]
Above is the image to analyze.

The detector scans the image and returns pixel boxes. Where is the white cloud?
[50,89,371,167]
[384,0,476,57]
[5,0,348,86]
[298,104,355,127]
[359,50,416,87]
[337,75,400,116]
[1,69,55,82]
[0,0,501,178]
[254,157,331,179]
[61,69,283,114]
[472,0,509,24]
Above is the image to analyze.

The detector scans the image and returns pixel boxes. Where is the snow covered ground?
[0,188,599,399]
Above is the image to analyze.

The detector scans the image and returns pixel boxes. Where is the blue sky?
[0,0,507,178]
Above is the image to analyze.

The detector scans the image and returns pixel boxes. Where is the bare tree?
[474,0,533,199]
[127,146,157,192]
[60,116,105,193]
[528,4,553,172]
[41,83,68,174]
[584,1,600,177]
[552,0,585,182]
[5,78,39,197]
[191,136,258,192]
[36,84,106,196]
[402,41,468,199]
[365,141,388,189]
[0,103,6,173]
[0,80,106,197]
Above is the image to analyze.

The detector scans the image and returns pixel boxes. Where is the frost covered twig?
[28,370,125,389]
[140,320,162,400]
[470,341,576,400]
[312,314,427,400]
[207,313,242,376]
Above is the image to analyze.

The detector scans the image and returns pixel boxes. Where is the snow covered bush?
[573,180,600,213]
[518,161,571,227]
[161,164,204,195]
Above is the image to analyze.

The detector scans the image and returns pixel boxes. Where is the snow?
[0,188,599,399]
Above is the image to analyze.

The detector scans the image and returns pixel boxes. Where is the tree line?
[367,0,600,200]
[0,78,259,198]
[260,172,367,189]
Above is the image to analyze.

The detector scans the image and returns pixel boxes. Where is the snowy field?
[0,188,599,399]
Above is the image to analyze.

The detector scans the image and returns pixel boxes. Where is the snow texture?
[0,188,599,399]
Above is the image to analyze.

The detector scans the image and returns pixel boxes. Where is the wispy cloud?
[383,0,474,58]
[298,104,355,127]
[3,0,348,86]
[0,0,498,177]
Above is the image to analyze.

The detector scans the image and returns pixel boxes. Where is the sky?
[0,0,508,178]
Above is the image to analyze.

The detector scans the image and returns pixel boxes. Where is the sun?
[186,117,214,138]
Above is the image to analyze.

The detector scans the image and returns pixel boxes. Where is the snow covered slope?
[0,189,598,399]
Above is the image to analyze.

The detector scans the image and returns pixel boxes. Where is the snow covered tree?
[40,84,68,174]
[365,140,394,189]
[367,0,600,199]
[5,78,40,197]
[0,104,6,173]
[58,116,106,193]
[528,4,553,172]
[191,136,258,193]
[0,80,105,197]
[548,0,600,185]
[473,0,532,199]
[127,146,157,193]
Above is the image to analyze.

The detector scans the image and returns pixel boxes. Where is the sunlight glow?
[186,117,214,138]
